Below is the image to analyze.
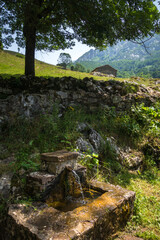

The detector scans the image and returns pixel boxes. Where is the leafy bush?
[14,148,40,173]
[116,114,142,139]
[131,103,160,137]
[136,231,159,240]
[80,152,99,177]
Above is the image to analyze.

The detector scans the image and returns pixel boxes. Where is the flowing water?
[46,167,102,212]
[71,170,86,204]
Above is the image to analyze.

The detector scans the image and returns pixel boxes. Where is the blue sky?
[8,38,93,65]
[6,0,160,65]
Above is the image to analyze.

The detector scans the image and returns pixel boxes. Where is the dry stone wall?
[0,75,159,126]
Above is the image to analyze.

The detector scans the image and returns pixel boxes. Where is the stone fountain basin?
[6,180,135,240]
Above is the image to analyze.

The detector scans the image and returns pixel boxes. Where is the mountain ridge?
[76,34,160,78]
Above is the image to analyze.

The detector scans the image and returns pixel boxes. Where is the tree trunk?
[25,29,36,76]
[0,32,3,50]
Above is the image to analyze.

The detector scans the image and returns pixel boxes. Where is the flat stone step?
[41,150,79,162]
[40,150,79,175]
[4,181,135,240]
[28,171,55,184]
[24,172,56,197]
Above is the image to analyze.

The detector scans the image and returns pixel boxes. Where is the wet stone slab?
[5,181,135,240]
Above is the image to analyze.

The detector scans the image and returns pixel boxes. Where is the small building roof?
[92,64,117,72]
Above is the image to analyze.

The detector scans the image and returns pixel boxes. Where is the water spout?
[71,170,86,204]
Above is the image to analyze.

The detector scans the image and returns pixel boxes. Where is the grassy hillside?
[1,49,160,89]
[0,50,111,81]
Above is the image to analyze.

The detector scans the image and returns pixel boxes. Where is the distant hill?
[76,34,160,78]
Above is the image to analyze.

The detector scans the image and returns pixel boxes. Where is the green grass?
[113,171,160,239]
[127,176,160,239]
[0,50,113,81]
[1,49,159,88]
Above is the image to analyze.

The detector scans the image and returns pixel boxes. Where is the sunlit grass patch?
[125,176,160,239]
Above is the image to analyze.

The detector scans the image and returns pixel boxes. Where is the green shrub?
[15,53,25,59]
[80,152,99,177]
[136,231,159,240]
[131,103,160,137]
[116,114,142,139]
[14,148,40,173]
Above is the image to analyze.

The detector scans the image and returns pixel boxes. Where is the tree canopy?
[57,53,72,69]
[0,0,159,76]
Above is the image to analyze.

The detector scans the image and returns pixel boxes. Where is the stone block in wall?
[87,98,98,104]
[112,95,122,104]
[0,173,13,199]
[56,91,68,99]
[40,150,79,175]
[0,76,160,123]
[0,88,13,95]
[25,171,55,197]
[72,93,82,100]
[87,92,97,98]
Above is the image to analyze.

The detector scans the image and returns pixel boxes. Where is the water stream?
[71,170,86,204]
[45,167,102,212]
